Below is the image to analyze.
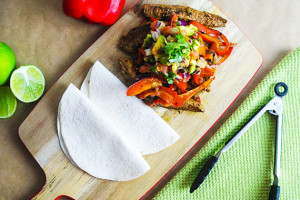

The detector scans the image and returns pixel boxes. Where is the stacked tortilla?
[57,61,179,181]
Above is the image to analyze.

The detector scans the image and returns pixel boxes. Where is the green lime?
[0,42,16,86]
[10,65,45,103]
[0,87,17,119]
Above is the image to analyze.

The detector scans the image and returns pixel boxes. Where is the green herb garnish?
[164,33,190,63]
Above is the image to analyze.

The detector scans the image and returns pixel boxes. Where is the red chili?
[62,0,125,25]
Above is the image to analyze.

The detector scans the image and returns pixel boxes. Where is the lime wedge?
[10,65,45,103]
[0,42,16,86]
[0,87,17,119]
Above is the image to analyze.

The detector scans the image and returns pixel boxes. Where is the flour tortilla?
[80,61,180,155]
[58,84,150,181]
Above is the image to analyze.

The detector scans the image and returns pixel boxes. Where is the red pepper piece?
[200,66,216,77]
[150,17,158,21]
[201,33,220,44]
[126,77,162,96]
[180,78,214,102]
[210,34,230,56]
[193,74,204,85]
[218,45,234,64]
[150,98,171,107]
[62,0,125,25]
[170,14,178,27]
[189,21,218,38]
[137,87,183,107]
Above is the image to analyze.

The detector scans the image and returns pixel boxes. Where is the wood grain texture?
[18,0,262,199]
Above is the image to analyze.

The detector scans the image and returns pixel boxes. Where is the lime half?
[10,65,45,103]
[0,87,17,119]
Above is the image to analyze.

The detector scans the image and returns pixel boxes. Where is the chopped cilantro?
[165,71,176,84]
[164,33,190,63]
[148,66,158,73]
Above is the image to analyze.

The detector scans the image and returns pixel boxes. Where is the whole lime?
[0,42,16,86]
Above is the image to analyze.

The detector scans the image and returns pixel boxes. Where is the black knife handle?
[268,184,280,200]
[190,156,218,193]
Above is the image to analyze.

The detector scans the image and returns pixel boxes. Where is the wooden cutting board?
[19,0,262,199]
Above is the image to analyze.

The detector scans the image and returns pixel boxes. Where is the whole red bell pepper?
[62,0,125,25]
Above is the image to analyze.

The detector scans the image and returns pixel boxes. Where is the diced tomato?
[190,50,200,60]
[156,63,168,74]
[139,65,150,73]
[161,26,171,35]
[126,77,162,96]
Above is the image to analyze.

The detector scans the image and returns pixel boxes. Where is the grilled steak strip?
[119,23,151,54]
[119,58,138,85]
[143,4,227,28]
[165,99,205,112]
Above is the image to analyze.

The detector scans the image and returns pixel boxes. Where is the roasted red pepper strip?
[150,17,158,21]
[189,21,218,38]
[137,87,183,107]
[200,66,216,77]
[193,74,204,85]
[200,33,220,44]
[150,98,171,107]
[180,78,214,102]
[210,34,230,56]
[174,79,187,92]
[126,77,162,96]
[62,0,125,25]
[218,46,234,64]
[170,14,178,27]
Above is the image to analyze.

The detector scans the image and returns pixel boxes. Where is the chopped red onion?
[179,20,188,26]
[182,72,190,79]
[150,43,155,50]
[175,74,182,81]
[155,21,161,29]
[144,49,151,56]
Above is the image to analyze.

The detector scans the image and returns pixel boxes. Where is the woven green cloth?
[154,48,300,200]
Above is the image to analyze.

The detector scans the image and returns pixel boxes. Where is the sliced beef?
[164,99,205,112]
[119,23,151,54]
[118,58,137,85]
[143,4,227,28]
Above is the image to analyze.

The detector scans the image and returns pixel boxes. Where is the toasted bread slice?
[143,4,227,28]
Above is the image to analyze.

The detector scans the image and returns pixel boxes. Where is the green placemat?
[154,48,300,200]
